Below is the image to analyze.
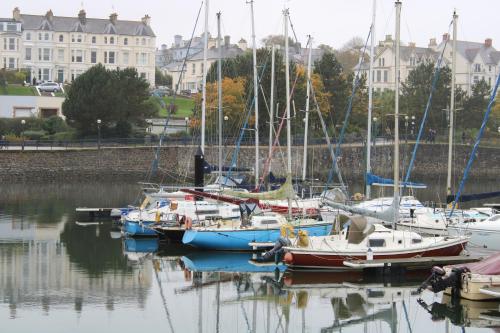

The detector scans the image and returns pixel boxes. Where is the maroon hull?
[286,242,467,269]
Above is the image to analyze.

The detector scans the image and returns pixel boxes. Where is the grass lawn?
[160,96,194,117]
[0,85,36,96]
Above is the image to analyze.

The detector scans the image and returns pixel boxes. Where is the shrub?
[22,130,46,140]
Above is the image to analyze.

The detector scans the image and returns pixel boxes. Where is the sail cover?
[446,191,500,203]
[366,173,426,189]
[222,174,295,200]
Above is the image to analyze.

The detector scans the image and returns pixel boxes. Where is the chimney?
[409,42,416,48]
[174,35,182,47]
[12,7,21,21]
[109,13,118,25]
[442,33,449,42]
[141,14,151,26]
[485,38,493,48]
[428,38,437,47]
[45,9,54,22]
[78,9,86,24]
[224,35,230,48]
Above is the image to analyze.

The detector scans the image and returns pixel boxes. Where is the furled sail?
[366,173,426,189]
[446,190,500,203]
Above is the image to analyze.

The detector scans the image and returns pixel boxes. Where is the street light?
[404,115,409,143]
[184,117,189,134]
[21,119,26,151]
[97,119,101,150]
[411,115,416,137]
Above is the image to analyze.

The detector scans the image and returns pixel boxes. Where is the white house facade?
[0,8,156,86]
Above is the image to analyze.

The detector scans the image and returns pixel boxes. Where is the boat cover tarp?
[446,191,500,204]
[222,174,294,200]
[448,253,500,275]
[366,173,427,189]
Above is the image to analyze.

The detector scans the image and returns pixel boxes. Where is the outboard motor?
[418,266,470,298]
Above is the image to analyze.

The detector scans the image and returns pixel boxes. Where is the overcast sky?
[2,0,498,50]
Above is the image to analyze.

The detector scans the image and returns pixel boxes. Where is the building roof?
[19,14,155,37]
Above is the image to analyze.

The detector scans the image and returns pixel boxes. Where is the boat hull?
[153,226,185,243]
[182,223,333,251]
[123,220,158,237]
[284,241,467,270]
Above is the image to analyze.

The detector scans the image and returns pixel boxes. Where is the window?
[38,68,50,81]
[71,35,75,42]
[91,51,97,64]
[383,70,388,82]
[201,63,204,74]
[110,37,114,44]
[489,65,492,72]
[124,38,128,45]
[7,23,18,32]
[8,38,15,51]
[137,53,148,66]
[136,38,139,45]
[58,49,64,62]
[368,239,386,247]
[25,48,31,61]
[410,57,416,66]
[38,48,51,61]
[71,50,83,63]
[92,36,96,44]
[474,63,481,72]
[123,52,129,65]
[59,34,64,42]
[44,33,49,41]
[26,32,31,41]
[473,76,479,84]
[104,51,115,64]
[8,57,15,69]
[142,38,146,46]
[104,37,107,44]
[376,70,381,82]
[412,238,422,244]
[140,72,146,79]
[38,33,42,41]
[192,63,196,74]
[77,35,82,43]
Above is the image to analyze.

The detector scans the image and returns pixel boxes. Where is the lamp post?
[184,117,189,134]
[372,117,378,150]
[411,115,415,138]
[404,115,409,143]
[21,119,26,151]
[96,119,101,150]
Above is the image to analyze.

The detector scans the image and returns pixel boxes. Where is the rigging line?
[450,69,500,217]
[146,1,204,184]
[324,27,372,193]
[287,13,299,45]
[402,21,452,196]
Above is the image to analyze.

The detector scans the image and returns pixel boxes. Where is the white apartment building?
[358,34,500,95]
[0,8,156,86]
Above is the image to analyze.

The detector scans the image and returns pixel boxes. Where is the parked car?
[37,82,62,93]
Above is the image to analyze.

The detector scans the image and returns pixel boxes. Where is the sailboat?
[281,1,468,270]
[181,9,334,251]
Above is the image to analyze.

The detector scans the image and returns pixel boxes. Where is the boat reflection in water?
[122,237,159,263]
[418,294,500,328]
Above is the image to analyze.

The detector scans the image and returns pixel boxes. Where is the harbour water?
[1,182,499,332]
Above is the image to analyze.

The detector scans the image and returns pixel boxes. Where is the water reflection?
[0,182,499,332]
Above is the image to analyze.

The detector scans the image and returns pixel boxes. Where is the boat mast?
[268,44,275,182]
[284,9,292,219]
[446,10,458,197]
[366,0,376,199]
[302,35,313,182]
[393,0,401,226]
[249,0,260,187]
[201,0,209,153]
[217,12,223,182]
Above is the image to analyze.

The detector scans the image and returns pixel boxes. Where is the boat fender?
[283,252,294,265]
[155,210,161,224]
[185,216,193,230]
[366,247,373,261]
[297,230,309,247]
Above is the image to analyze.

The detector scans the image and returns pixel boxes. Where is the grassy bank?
[160,96,194,117]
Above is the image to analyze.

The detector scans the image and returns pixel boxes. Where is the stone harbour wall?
[0,143,499,183]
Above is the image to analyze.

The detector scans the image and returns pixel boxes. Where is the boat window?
[412,238,422,244]
[196,210,219,215]
[367,290,385,298]
[260,220,279,225]
[232,208,240,212]
[368,239,386,247]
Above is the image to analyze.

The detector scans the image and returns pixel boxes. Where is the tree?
[63,64,155,137]
[313,51,351,130]
[458,79,490,130]
[261,35,301,49]
[155,68,172,87]
[401,61,451,131]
